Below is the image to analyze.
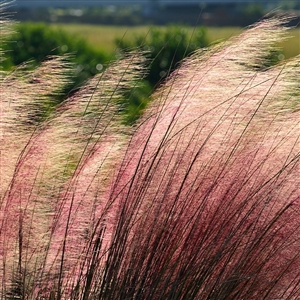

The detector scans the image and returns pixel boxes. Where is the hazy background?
[10,0,300,27]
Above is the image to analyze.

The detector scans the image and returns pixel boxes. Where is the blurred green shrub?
[115,25,209,124]
[2,22,109,93]
[116,25,209,87]
[2,23,209,125]
[119,80,153,125]
[2,22,153,125]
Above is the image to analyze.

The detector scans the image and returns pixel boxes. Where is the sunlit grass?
[2,16,300,299]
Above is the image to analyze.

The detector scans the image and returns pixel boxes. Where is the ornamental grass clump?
[0,10,300,300]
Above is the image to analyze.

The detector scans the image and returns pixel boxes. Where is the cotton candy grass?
[1,14,300,299]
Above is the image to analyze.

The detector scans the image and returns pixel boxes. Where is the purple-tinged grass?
[1,10,300,300]
[1,47,145,297]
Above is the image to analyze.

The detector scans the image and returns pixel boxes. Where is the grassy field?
[51,23,300,59]
[2,18,300,298]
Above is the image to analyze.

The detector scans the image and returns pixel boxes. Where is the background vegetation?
[49,23,300,59]
[2,22,300,124]
[12,2,300,26]
[2,23,110,100]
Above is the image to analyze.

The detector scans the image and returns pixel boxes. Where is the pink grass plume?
[0,9,300,299]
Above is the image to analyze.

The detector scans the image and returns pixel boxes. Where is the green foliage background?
[2,23,209,124]
[116,26,209,123]
[116,26,209,86]
[2,22,109,93]
[2,22,299,124]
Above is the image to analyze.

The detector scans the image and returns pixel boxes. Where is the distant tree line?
[11,3,300,27]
